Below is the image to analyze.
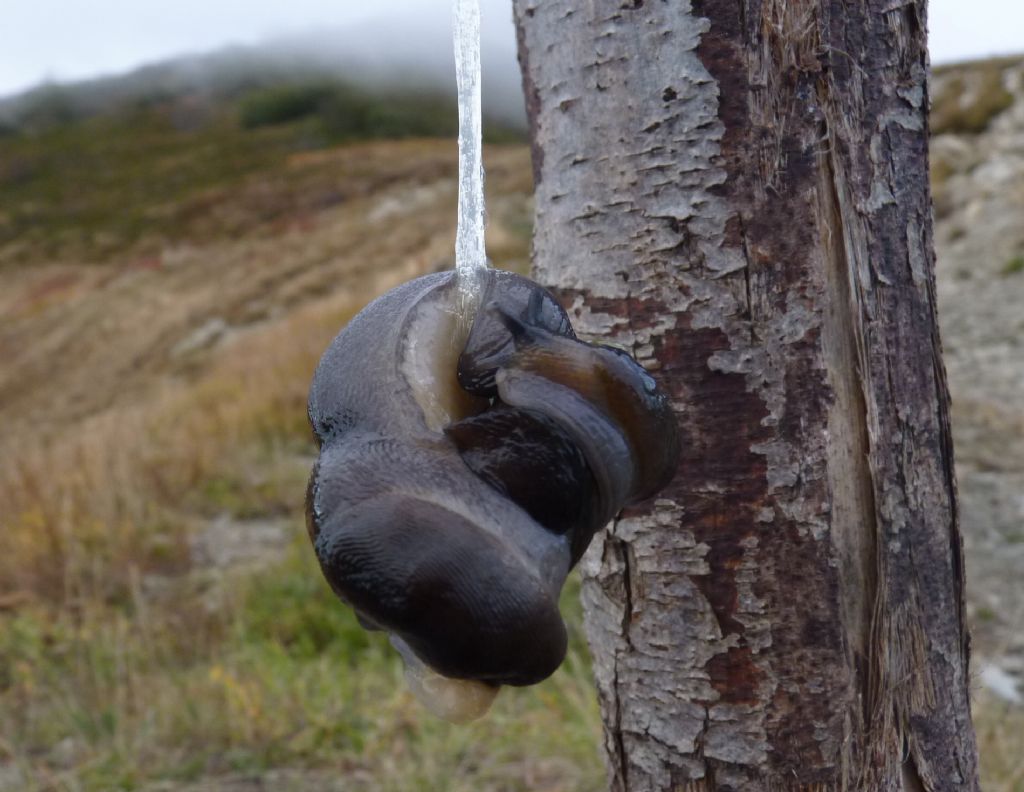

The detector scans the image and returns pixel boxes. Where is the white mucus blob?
[384,0,498,725]
[391,635,499,724]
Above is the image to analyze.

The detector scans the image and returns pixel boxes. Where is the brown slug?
[306,269,679,721]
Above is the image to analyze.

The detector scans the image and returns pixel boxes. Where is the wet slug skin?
[306,269,679,721]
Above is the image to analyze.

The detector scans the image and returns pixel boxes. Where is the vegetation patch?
[1001,255,1024,276]
[239,81,341,128]
[0,78,523,267]
[974,696,1024,791]
[932,64,1014,135]
[239,79,519,146]
[0,533,602,792]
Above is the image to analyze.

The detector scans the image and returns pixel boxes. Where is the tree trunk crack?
[612,656,631,792]
[738,216,756,346]
[618,538,636,651]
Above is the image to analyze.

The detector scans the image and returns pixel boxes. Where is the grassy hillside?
[0,79,521,268]
[1,58,1023,791]
[0,76,600,791]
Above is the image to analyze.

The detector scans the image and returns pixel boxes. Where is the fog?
[0,1,521,93]
[0,9,527,126]
[1,0,1021,112]
[0,0,520,106]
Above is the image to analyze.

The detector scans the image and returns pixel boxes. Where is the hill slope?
[931,56,1024,675]
[0,51,1023,790]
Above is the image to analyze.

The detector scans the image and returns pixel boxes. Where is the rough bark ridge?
[513,1,979,790]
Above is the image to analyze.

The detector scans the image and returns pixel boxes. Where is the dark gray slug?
[306,269,679,720]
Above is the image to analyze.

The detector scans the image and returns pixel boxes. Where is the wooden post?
[513,1,980,789]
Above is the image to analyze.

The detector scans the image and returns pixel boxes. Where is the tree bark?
[512,1,980,790]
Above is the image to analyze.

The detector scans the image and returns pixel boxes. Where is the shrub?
[238,81,339,128]
[12,84,83,132]
[319,88,457,141]
[1001,256,1024,276]
[932,66,1013,135]
[237,79,520,144]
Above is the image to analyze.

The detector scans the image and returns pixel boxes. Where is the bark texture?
[512,1,980,790]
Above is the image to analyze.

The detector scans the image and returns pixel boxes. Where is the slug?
[306,269,679,722]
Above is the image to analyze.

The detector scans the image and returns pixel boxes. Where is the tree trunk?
[512,1,980,790]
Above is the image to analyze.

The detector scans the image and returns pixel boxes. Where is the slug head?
[456,271,575,395]
[457,284,679,520]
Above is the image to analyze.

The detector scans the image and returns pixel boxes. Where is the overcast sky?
[0,0,1021,99]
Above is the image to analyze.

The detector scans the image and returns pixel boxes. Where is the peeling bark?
[513,1,980,790]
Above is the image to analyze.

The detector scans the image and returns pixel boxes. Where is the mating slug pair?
[305,269,679,721]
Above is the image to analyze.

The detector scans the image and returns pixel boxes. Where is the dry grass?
[0,137,592,791]
[0,139,534,602]
[975,697,1024,791]
[0,292,352,605]
[0,140,530,432]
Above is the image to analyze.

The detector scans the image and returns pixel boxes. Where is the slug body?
[306,269,678,720]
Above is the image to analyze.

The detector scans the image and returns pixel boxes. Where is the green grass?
[0,535,603,792]
[0,106,303,263]
[194,451,311,521]
[1001,256,1024,276]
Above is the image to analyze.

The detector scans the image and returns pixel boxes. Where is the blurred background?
[0,2,1021,790]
